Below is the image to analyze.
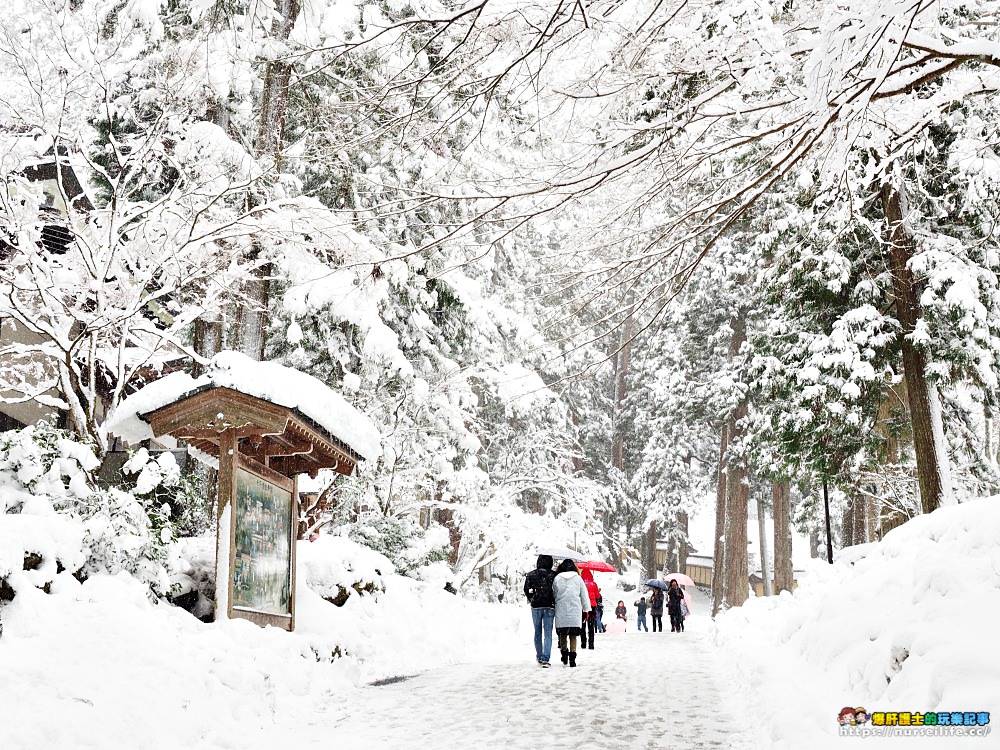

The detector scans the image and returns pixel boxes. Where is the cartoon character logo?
[839,707,857,726]
[855,708,869,725]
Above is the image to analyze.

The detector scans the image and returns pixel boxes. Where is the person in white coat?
[552,559,592,668]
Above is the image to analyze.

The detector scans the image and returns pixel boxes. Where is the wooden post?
[215,429,238,621]
[289,474,298,631]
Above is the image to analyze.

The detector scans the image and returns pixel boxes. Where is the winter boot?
[561,648,569,665]
[568,651,577,668]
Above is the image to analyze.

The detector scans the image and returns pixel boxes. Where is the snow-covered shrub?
[67,486,175,596]
[346,514,450,576]
[0,422,95,511]
[170,535,217,621]
[298,534,392,606]
[118,448,213,537]
[0,424,179,597]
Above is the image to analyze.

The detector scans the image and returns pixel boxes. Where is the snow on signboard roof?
[108,351,381,462]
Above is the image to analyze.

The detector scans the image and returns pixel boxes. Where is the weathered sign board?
[138,386,364,631]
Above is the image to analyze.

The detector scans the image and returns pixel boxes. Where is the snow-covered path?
[305,589,761,750]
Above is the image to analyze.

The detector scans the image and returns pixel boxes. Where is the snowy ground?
[714,498,1000,750]
[5,499,998,749]
[1,575,763,750]
[308,587,761,750]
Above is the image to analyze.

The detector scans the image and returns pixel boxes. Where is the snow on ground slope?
[714,497,1000,749]
[0,562,524,749]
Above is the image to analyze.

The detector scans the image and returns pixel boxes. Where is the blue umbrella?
[645,579,668,590]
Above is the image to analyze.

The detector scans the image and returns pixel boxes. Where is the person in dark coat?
[649,588,664,632]
[633,596,649,631]
[666,579,685,633]
[523,554,557,666]
[579,568,600,649]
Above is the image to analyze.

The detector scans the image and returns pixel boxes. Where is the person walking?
[633,596,649,632]
[580,568,600,649]
[667,579,685,633]
[595,594,606,633]
[523,554,556,667]
[649,588,664,632]
[553,559,591,667]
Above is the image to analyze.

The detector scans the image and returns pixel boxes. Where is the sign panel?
[232,468,293,616]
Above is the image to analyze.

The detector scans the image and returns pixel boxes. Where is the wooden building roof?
[139,386,362,477]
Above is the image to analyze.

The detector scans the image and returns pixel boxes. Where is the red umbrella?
[575,560,617,573]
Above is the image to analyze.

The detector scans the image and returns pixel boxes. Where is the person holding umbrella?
[649,587,664,632]
[643,578,669,632]
[553,559,591,667]
[667,578,686,632]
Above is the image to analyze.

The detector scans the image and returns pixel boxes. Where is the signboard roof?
[110,351,381,469]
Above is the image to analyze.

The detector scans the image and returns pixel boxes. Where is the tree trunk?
[841,497,854,547]
[772,481,794,593]
[809,526,820,559]
[234,265,271,360]
[880,180,953,514]
[842,493,869,547]
[604,514,624,572]
[254,0,301,172]
[643,521,658,580]
[756,493,771,596]
[852,495,867,544]
[723,399,749,609]
[192,106,232,368]
[674,510,689,575]
[193,313,224,376]
[607,294,635,570]
[721,314,749,609]
[233,0,303,361]
[711,423,728,617]
[866,492,879,543]
[611,296,635,470]
[433,507,462,566]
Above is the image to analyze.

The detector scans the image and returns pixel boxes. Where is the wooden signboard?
[228,460,297,630]
[139,386,367,632]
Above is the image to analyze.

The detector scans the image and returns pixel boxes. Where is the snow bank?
[0,530,523,749]
[0,513,85,585]
[297,534,391,602]
[714,497,1000,748]
[108,350,381,461]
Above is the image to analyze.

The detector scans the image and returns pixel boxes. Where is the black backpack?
[525,568,556,608]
